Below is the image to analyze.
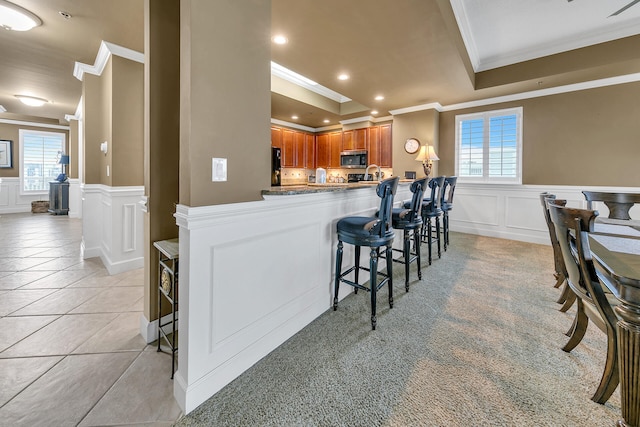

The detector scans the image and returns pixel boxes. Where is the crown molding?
[0,118,69,130]
[74,41,144,81]
[389,103,443,115]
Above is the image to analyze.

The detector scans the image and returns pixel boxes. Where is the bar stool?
[333,176,399,330]
[387,178,427,292]
[421,176,445,265]
[441,176,457,251]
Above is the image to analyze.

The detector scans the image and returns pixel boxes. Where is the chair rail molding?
[80,184,145,275]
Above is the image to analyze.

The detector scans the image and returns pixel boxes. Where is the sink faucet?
[364,164,381,181]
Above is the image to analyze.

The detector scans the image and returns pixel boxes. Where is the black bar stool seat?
[333,177,399,330]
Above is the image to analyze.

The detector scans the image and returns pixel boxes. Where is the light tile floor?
[0,212,182,426]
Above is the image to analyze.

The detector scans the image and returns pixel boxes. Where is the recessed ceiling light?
[323,119,330,123]
[371,110,378,115]
[15,95,49,107]
[375,95,384,101]
[272,35,288,45]
[337,73,349,81]
[291,115,298,120]
[0,0,42,31]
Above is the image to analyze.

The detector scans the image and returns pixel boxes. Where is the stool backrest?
[442,176,457,206]
[425,176,445,212]
[406,178,428,222]
[374,176,399,236]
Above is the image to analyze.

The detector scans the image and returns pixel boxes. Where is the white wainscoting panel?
[173,183,412,414]
[81,184,144,274]
[0,177,50,214]
[68,178,82,218]
[449,183,640,245]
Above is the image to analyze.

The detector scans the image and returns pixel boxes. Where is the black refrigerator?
[271,147,281,186]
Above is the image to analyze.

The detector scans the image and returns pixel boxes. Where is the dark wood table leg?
[615,302,640,427]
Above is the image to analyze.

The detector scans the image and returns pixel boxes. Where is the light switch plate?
[212,158,227,182]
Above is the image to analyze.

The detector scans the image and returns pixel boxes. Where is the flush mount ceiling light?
[0,0,42,31]
[272,34,288,44]
[15,95,49,107]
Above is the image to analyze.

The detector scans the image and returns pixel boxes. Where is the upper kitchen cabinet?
[304,133,315,169]
[271,127,282,149]
[316,133,330,167]
[379,124,392,168]
[354,128,367,150]
[367,124,392,168]
[294,131,305,167]
[341,128,367,151]
[329,131,342,168]
[282,129,296,167]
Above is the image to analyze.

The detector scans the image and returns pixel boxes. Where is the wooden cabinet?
[271,124,391,169]
[282,129,296,167]
[271,127,282,149]
[316,133,330,168]
[329,131,342,168]
[366,125,392,167]
[379,124,392,167]
[304,133,315,169]
[341,128,367,151]
[367,126,381,166]
[294,132,305,167]
[342,130,354,151]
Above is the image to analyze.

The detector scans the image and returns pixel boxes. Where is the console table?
[48,181,69,215]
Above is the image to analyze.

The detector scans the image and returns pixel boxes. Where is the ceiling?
[0,0,638,129]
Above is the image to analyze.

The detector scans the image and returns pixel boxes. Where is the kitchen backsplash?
[281,167,393,185]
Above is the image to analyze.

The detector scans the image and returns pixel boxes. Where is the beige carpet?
[175,232,622,426]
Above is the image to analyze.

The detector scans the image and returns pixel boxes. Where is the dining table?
[589,224,640,427]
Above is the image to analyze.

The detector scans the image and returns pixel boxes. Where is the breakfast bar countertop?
[262,180,413,196]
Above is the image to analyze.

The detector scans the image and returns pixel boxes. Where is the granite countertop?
[262,180,413,196]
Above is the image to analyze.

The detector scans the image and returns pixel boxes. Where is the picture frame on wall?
[0,140,12,168]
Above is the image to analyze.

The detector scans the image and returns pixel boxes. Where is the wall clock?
[404,138,420,154]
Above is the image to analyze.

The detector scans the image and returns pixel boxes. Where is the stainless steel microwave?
[340,150,368,168]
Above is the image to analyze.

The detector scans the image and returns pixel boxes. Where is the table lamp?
[415,145,439,178]
[57,154,69,182]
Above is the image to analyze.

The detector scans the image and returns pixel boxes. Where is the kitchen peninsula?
[174,179,412,412]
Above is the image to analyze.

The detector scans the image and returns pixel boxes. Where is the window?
[455,107,522,183]
[19,129,66,193]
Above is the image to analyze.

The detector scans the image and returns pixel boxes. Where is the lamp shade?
[415,145,439,162]
[58,155,70,165]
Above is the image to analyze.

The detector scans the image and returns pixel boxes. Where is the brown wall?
[112,56,144,186]
[0,122,69,178]
[438,81,640,187]
[180,0,271,207]
[392,111,439,178]
[83,55,144,186]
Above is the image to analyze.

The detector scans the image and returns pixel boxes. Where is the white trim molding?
[74,40,144,81]
[81,184,145,275]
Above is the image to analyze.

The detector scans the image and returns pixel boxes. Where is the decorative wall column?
[141,0,180,341]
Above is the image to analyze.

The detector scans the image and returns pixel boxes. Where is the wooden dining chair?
[548,200,620,404]
[538,193,575,312]
[582,191,640,220]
